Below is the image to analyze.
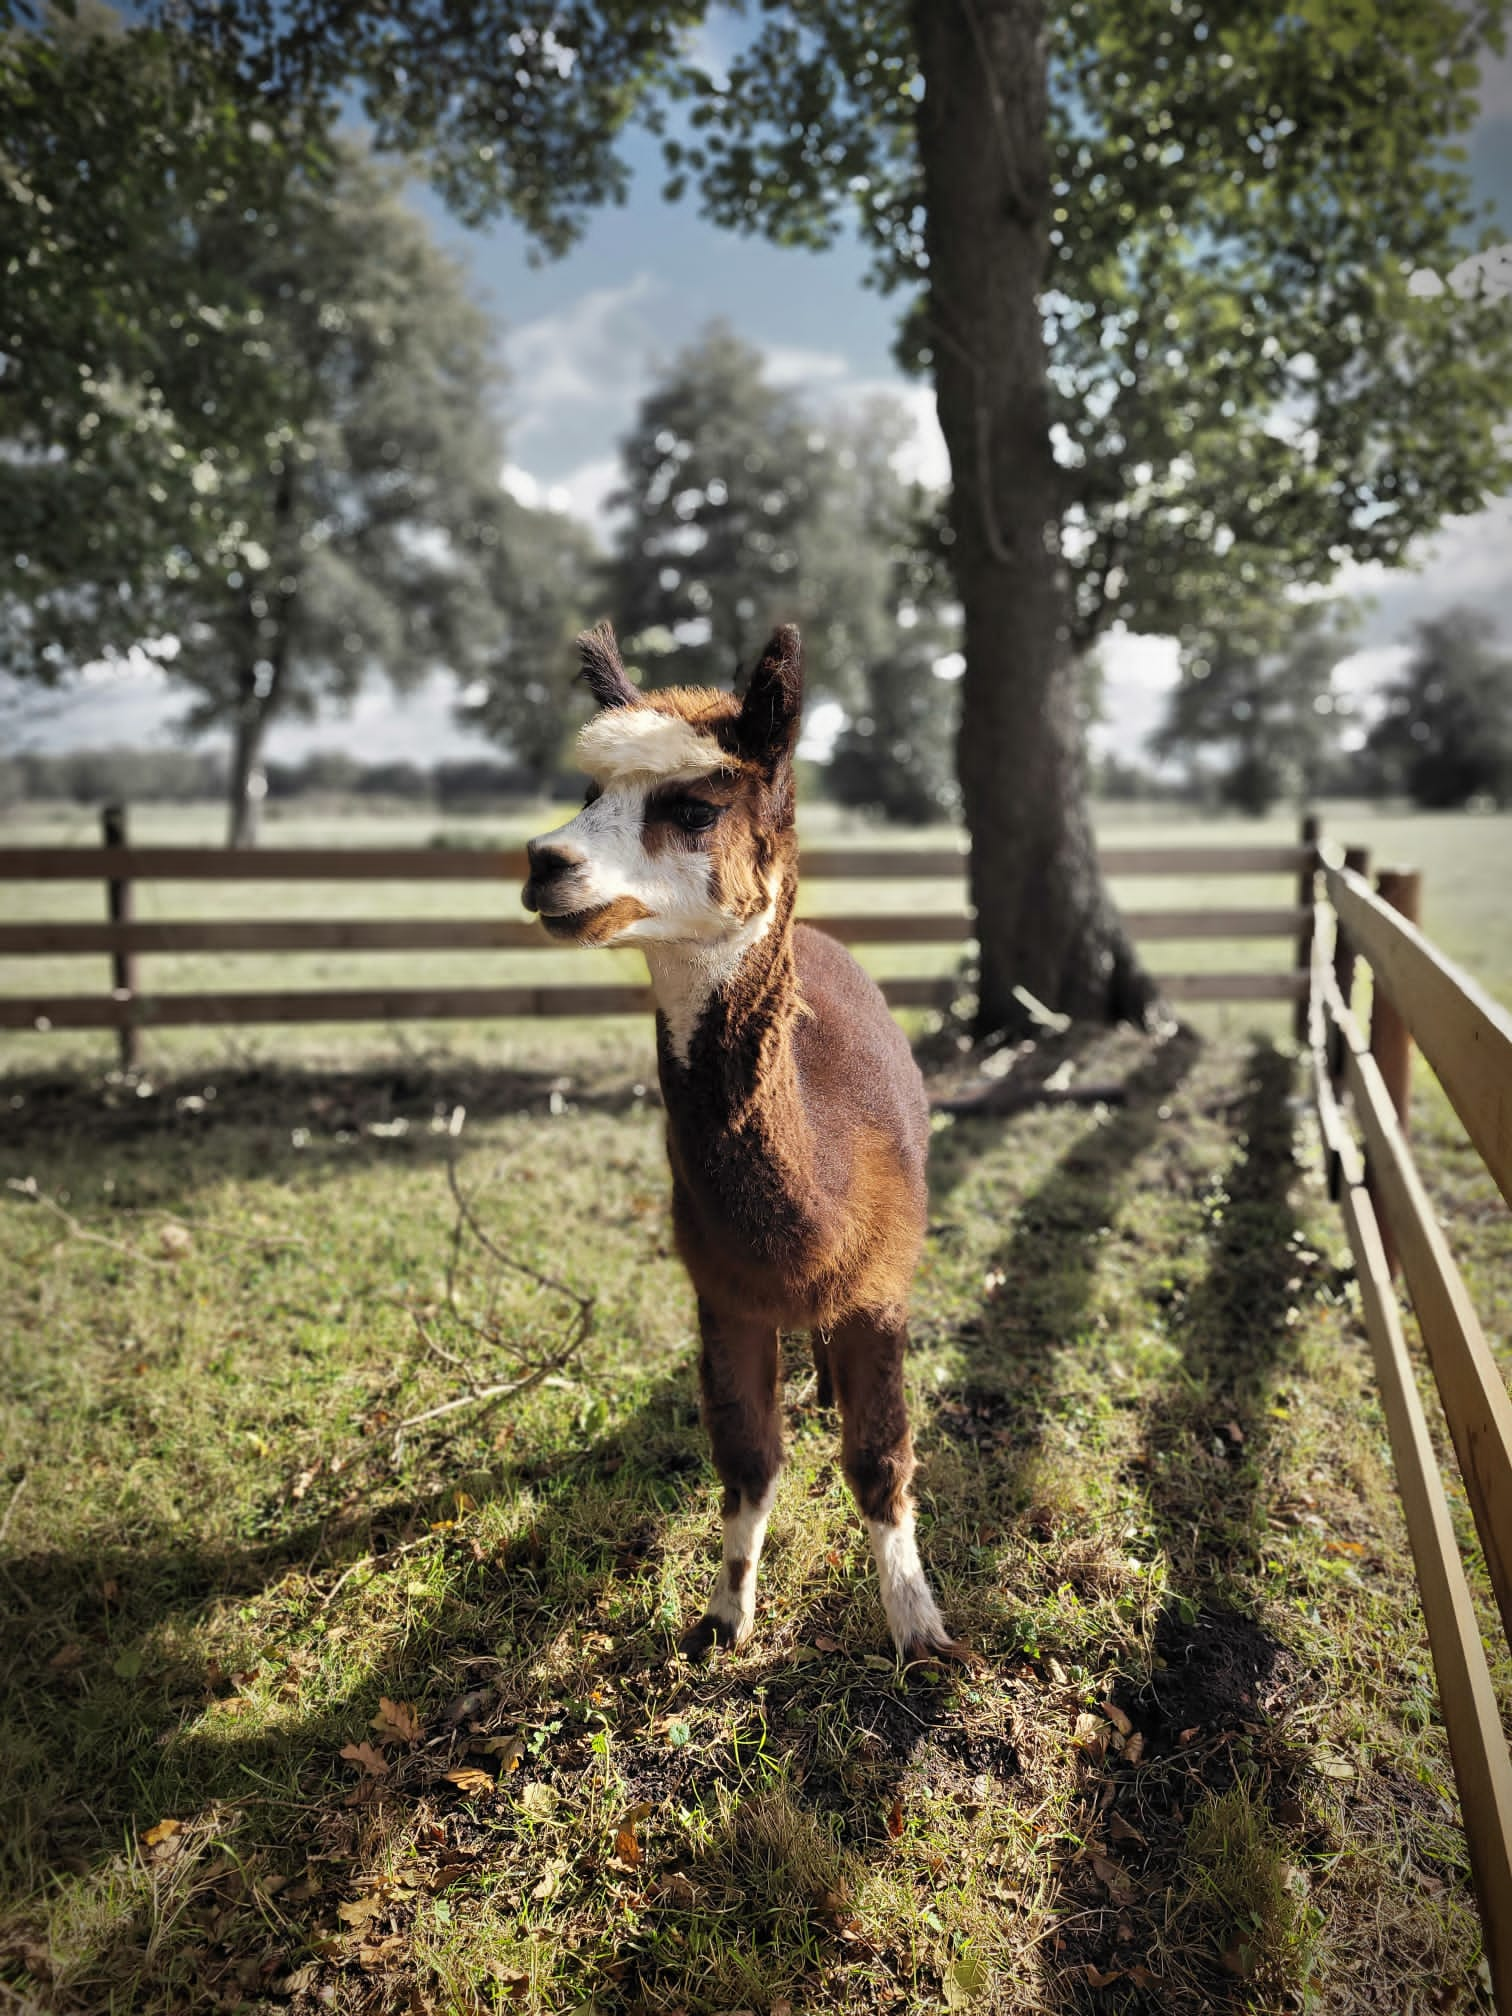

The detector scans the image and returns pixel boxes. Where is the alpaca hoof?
[901,1632,982,1673]
[679,1612,740,1663]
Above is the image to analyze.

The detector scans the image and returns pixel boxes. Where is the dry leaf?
[337,1895,385,1927]
[444,1767,495,1795]
[1046,1656,1068,1686]
[340,1741,390,1778]
[356,1936,407,1969]
[1107,1811,1146,1846]
[1099,1700,1133,1737]
[1089,1854,1132,1900]
[478,1733,525,1772]
[159,1223,194,1259]
[1177,1725,1201,1745]
[143,1818,181,1848]
[521,1782,558,1817]
[371,1696,421,1745]
[1085,1964,1124,1989]
[1123,1732,1145,1765]
[614,1825,642,1868]
[814,1634,842,1654]
[48,1644,85,1672]
[886,1797,905,1840]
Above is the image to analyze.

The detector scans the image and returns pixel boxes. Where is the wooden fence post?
[102,803,140,1072]
[1368,866,1423,1274]
[1329,845,1371,1090]
[1293,811,1320,1041]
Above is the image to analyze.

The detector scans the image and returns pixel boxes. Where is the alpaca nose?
[522,838,585,913]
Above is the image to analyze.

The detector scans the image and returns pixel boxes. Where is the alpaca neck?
[644,872,797,1074]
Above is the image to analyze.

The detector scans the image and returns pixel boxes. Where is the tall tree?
[99,3,1512,1021]
[1366,609,1512,809]
[454,493,599,786]
[1153,600,1358,816]
[605,326,841,690]
[4,61,507,840]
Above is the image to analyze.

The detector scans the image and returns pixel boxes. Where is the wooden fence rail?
[0,809,1322,1060]
[1309,845,1512,2003]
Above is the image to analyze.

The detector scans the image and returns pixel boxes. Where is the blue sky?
[21,38,1512,767]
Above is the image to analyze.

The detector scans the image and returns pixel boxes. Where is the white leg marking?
[701,1481,778,1646]
[868,1506,950,1657]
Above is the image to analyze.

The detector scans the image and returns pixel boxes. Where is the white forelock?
[576,707,724,785]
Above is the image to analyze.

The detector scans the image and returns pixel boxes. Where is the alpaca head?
[521,621,803,948]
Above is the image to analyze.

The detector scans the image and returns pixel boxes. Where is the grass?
[1,800,1509,2012]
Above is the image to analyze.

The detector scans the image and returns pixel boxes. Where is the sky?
[18,35,1512,769]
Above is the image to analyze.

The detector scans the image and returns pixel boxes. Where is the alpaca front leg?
[680,1304,784,1661]
[830,1310,969,1664]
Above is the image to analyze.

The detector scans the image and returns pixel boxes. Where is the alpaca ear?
[734,624,803,767]
[576,621,640,709]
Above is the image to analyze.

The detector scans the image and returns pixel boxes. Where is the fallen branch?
[4,1178,168,1267]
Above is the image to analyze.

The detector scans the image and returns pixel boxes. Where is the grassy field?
[1,802,1509,2014]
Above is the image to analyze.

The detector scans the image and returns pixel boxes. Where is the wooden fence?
[0,807,1324,1066]
[1309,843,1512,2003]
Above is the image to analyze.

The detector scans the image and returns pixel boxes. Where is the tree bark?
[911,0,1158,1038]
[225,685,268,848]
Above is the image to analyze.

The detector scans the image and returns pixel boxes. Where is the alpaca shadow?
[5,1333,972,2011]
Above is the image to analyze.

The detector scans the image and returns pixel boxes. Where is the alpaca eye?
[673,800,720,833]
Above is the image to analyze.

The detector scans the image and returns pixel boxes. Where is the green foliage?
[1365,608,1512,808]
[604,325,857,693]
[198,0,1512,663]
[1154,601,1359,816]
[4,20,512,839]
[456,495,600,784]
[0,1,314,620]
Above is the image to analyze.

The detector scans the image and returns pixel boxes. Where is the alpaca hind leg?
[680,1302,783,1661]
[829,1310,967,1664]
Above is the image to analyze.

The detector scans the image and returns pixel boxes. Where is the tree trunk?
[911,0,1158,1038]
[226,686,268,847]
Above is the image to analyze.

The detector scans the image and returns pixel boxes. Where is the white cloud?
[797,697,844,762]
[1407,240,1512,301]
[763,343,852,388]
[503,273,662,444]
[1088,629,1180,763]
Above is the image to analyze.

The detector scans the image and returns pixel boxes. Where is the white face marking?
[643,883,779,1063]
[577,706,722,785]
[700,1480,779,1648]
[868,1508,951,1660]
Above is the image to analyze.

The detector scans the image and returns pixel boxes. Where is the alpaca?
[522,621,966,1665]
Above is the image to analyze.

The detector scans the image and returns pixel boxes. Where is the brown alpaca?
[522,621,965,1664]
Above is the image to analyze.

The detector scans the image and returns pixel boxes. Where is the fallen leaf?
[1085,1964,1124,1989]
[1123,1732,1146,1766]
[1318,1757,1356,1779]
[521,1781,558,1817]
[531,1861,564,1901]
[1089,1854,1133,1900]
[159,1222,194,1259]
[1177,1725,1201,1745]
[1046,1657,1068,1686]
[142,1818,180,1848]
[337,1895,385,1927]
[814,1634,841,1654]
[371,1696,421,1745]
[478,1733,525,1772]
[1108,1811,1147,1846]
[356,1935,407,1969]
[886,1797,905,1840]
[340,1741,390,1778]
[943,1952,989,2006]
[1220,1939,1258,1978]
[1276,1796,1307,1827]
[614,1824,642,1868]
[1127,1965,1156,1988]
[48,1643,86,1672]
[444,1767,495,1795]
[1099,1700,1133,1737]
[1224,1419,1244,1444]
